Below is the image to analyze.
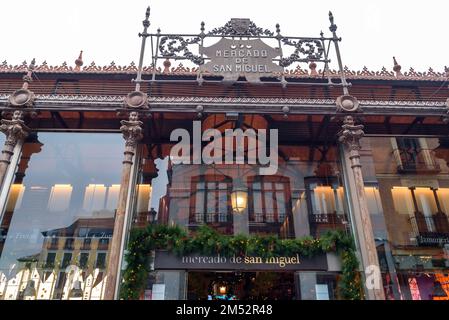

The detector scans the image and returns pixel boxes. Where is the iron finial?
[143,6,150,28]
[329,11,337,32]
[309,61,318,76]
[163,58,171,73]
[75,50,83,70]
[393,56,402,76]
[201,21,205,32]
[276,23,280,34]
[29,58,36,70]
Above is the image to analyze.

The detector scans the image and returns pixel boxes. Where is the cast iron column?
[103,7,151,300]
[103,111,143,300]
[0,59,36,190]
[0,111,30,188]
[338,115,385,300]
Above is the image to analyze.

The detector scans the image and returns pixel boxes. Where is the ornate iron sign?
[132,8,350,91]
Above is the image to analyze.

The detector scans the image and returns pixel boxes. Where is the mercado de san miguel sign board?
[200,38,283,83]
[154,251,328,271]
[155,18,328,85]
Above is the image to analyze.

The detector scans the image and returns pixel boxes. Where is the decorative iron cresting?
[134,8,350,90]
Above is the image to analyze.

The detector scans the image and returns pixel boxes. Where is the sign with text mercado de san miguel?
[200,38,283,83]
[154,251,328,271]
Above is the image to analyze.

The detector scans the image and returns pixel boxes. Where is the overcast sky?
[1,0,447,72]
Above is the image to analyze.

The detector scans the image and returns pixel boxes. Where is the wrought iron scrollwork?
[279,39,324,67]
[207,19,274,37]
[158,36,204,65]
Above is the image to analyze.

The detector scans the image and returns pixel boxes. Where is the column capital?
[338,115,364,152]
[120,111,144,148]
[0,110,31,146]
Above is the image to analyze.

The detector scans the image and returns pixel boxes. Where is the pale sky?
[1,0,447,73]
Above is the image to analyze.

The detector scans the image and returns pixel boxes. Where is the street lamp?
[230,178,248,214]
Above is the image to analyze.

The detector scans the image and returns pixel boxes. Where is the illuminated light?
[106,184,120,210]
[219,285,227,294]
[82,184,106,212]
[47,184,73,212]
[313,186,335,214]
[231,189,248,214]
[436,188,449,214]
[6,184,25,211]
[391,186,415,215]
[136,184,152,213]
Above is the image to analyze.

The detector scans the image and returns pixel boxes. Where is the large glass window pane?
[0,132,122,300]
[361,136,449,300]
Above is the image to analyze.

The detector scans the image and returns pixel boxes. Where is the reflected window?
[250,178,289,224]
[95,252,106,269]
[248,176,294,238]
[305,177,347,237]
[45,252,56,268]
[392,137,440,174]
[79,252,89,269]
[190,176,232,225]
[391,186,449,237]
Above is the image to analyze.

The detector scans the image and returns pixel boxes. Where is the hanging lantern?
[231,179,248,213]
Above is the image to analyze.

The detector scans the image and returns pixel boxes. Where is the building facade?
[0,9,448,300]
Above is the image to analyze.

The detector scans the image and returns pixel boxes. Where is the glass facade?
[0,117,447,300]
[0,132,123,300]
[127,116,348,300]
[361,136,449,300]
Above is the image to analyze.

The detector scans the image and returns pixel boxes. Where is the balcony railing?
[395,148,440,174]
[249,213,286,224]
[192,213,231,224]
[410,213,449,246]
[410,214,449,234]
[308,213,348,237]
[309,213,346,225]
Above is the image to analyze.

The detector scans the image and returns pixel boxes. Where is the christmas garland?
[120,224,363,300]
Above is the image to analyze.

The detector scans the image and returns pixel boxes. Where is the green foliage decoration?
[120,224,363,300]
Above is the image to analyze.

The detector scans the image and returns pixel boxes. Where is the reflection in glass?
[0,133,122,300]
[362,136,449,300]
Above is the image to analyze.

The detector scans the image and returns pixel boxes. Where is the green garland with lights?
[120,224,363,300]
